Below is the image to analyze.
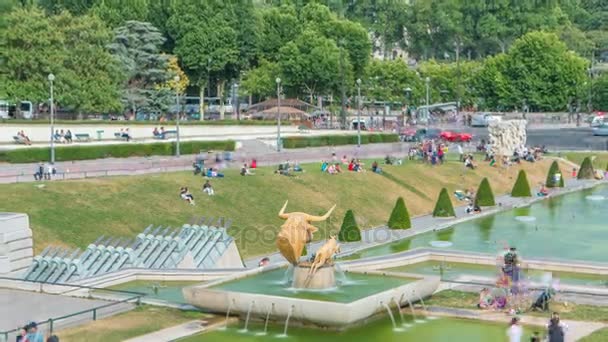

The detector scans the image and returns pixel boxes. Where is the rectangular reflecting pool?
[106,280,201,304]
[209,268,413,303]
[386,261,608,287]
[180,315,534,342]
[347,185,608,263]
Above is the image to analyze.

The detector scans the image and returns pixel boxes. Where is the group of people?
[179,180,215,205]
[408,140,447,165]
[15,130,32,145]
[33,162,55,181]
[53,129,72,143]
[16,321,58,342]
[506,312,567,342]
[275,160,303,176]
[117,128,132,141]
[152,127,166,138]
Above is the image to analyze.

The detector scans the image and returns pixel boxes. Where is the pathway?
[123,317,236,342]
[417,306,606,342]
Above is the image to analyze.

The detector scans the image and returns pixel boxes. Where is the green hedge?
[577,157,595,180]
[433,188,456,217]
[338,209,361,242]
[282,134,399,149]
[475,178,496,206]
[545,160,564,188]
[388,197,411,229]
[511,170,532,197]
[0,140,235,163]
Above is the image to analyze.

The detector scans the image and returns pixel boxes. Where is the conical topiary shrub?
[338,209,361,242]
[475,178,496,206]
[511,170,532,197]
[388,197,411,229]
[302,244,308,256]
[577,157,595,179]
[433,188,456,217]
[545,160,564,188]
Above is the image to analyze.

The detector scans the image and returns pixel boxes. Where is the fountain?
[183,202,440,327]
[381,302,398,330]
[261,304,274,335]
[279,305,294,337]
[393,296,408,327]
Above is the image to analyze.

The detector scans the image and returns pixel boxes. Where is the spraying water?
[263,304,274,335]
[222,299,234,330]
[241,301,255,332]
[393,296,407,326]
[405,295,417,321]
[278,305,294,337]
[416,293,427,311]
[382,302,398,330]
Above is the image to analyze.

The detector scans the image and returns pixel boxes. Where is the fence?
[0,277,145,342]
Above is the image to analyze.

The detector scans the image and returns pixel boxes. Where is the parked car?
[471,113,501,127]
[592,124,608,136]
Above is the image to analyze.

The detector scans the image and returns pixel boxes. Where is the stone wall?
[0,213,33,276]
[488,120,527,156]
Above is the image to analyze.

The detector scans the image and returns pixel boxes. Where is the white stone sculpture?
[488,120,527,156]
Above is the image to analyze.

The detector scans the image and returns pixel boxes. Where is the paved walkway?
[124,317,235,342]
[244,178,605,268]
[417,306,606,342]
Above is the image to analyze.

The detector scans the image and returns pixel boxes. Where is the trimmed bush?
[282,134,399,149]
[302,245,308,256]
[388,197,411,229]
[511,170,532,197]
[475,178,496,206]
[0,140,235,163]
[432,188,456,217]
[338,209,361,242]
[545,160,564,188]
[577,157,595,179]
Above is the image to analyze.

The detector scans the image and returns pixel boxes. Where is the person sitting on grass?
[293,161,303,172]
[348,159,355,171]
[202,180,214,196]
[327,163,337,175]
[477,288,494,309]
[371,161,382,174]
[334,163,342,173]
[240,163,253,176]
[341,155,348,164]
[206,168,224,178]
[321,161,328,172]
[250,159,257,169]
[464,154,476,169]
[180,187,195,205]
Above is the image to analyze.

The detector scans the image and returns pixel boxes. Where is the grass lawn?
[0,156,570,258]
[425,290,608,323]
[56,305,205,342]
[558,152,608,170]
[580,328,608,342]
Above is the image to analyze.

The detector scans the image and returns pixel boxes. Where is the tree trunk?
[218,80,225,120]
[199,84,205,121]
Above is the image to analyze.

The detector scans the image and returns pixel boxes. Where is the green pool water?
[106,280,201,304]
[210,268,412,303]
[386,261,608,287]
[180,316,535,342]
[347,185,608,263]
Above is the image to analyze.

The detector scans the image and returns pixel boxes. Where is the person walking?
[507,317,523,342]
[547,312,567,342]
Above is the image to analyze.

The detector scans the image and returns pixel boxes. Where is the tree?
[108,20,169,116]
[278,29,345,102]
[1,8,123,113]
[388,197,411,229]
[475,178,496,206]
[258,5,301,62]
[363,60,423,102]
[592,73,608,111]
[241,60,281,99]
[158,55,189,94]
[433,188,456,217]
[577,157,595,179]
[546,160,565,188]
[511,170,532,197]
[89,0,150,27]
[338,209,361,242]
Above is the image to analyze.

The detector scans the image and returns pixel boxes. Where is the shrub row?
[282,134,399,149]
[0,140,235,163]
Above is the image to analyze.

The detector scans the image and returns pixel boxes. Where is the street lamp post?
[425,77,430,125]
[48,73,55,164]
[356,78,362,147]
[276,77,282,152]
[174,75,181,157]
[404,87,412,127]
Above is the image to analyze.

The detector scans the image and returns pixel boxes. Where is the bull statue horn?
[278,200,289,219]
[306,204,336,222]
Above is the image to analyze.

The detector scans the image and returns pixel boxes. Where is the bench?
[75,133,91,142]
[114,132,130,141]
[298,125,310,133]
[13,136,26,144]
[153,130,177,140]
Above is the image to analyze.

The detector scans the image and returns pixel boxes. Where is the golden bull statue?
[276,201,336,265]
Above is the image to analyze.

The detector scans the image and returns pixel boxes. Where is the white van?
[471,113,501,127]
[0,100,8,119]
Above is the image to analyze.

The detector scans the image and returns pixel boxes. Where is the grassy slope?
[425,290,608,323]
[560,152,608,170]
[0,157,570,258]
[580,328,608,342]
[57,306,203,342]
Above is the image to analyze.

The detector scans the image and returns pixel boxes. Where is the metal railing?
[0,277,145,342]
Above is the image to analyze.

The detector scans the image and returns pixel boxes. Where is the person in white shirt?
[506,317,523,342]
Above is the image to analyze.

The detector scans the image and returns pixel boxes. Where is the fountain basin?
[183,266,439,327]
